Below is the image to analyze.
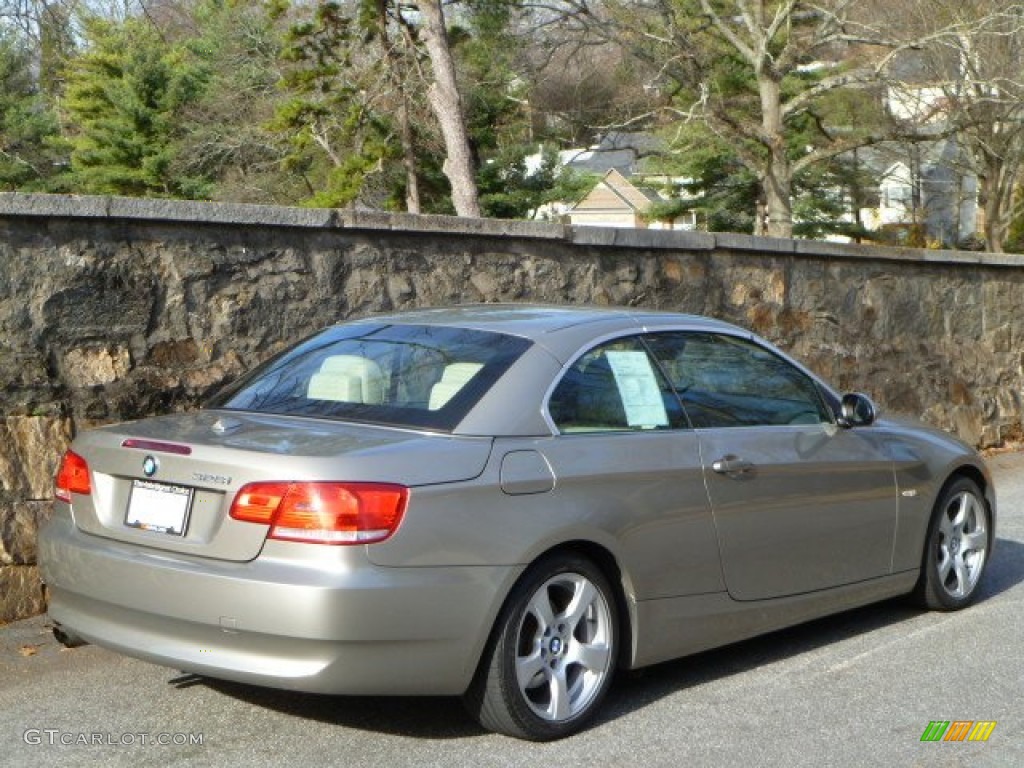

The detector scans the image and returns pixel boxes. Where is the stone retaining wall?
[2,193,1023,622]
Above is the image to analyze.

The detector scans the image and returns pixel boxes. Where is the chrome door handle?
[711,455,754,475]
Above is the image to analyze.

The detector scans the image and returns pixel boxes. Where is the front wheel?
[465,554,618,740]
[915,477,991,610]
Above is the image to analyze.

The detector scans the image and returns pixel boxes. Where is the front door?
[643,331,897,601]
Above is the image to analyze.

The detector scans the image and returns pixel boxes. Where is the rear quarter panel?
[368,434,724,602]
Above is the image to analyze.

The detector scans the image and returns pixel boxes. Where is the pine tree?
[62,16,211,197]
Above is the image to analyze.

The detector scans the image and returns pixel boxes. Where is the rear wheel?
[915,477,991,610]
[465,554,618,740]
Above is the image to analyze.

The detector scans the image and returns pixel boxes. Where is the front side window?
[548,336,686,433]
[643,332,832,428]
[207,323,532,432]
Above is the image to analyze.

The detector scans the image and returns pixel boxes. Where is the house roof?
[570,169,661,214]
[560,132,668,176]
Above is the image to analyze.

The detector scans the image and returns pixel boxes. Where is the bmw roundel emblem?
[142,455,159,478]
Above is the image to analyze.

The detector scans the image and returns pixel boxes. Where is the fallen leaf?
[18,645,40,657]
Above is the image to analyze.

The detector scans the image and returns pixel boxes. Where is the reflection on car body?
[40,304,994,740]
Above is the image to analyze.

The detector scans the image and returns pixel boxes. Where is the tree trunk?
[417,0,481,218]
[763,151,793,238]
[981,178,1004,253]
[758,76,793,238]
[399,100,421,214]
[375,0,420,214]
[980,150,1012,253]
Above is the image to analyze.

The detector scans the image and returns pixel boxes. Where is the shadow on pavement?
[601,534,1021,721]
[199,597,923,739]
[203,678,486,739]
[977,536,1024,601]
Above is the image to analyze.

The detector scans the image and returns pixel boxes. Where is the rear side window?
[643,332,832,428]
[208,324,531,432]
[548,336,686,433]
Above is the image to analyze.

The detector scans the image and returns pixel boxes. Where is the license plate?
[125,479,194,536]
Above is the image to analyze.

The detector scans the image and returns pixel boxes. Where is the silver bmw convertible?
[40,304,994,740]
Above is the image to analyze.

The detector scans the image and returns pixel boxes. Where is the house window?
[883,184,911,208]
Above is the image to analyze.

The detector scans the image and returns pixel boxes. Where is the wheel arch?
[952,463,994,507]
[935,462,996,539]
[466,538,639,693]
[918,465,994,566]
[912,462,994,561]
[538,539,637,672]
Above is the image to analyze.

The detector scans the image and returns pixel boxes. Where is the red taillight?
[55,450,92,503]
[229,482,408,545]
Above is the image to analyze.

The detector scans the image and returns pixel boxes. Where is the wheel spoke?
[527,588,556,632]
[566,637,611,673]
[950,493,968,530]
[951,556,970,597]
[937,549,954,583]
[547,667,571,721]
[963,529,987,554]
[564,579,598,629]
[939,509,957,538]
[516,648,547,691]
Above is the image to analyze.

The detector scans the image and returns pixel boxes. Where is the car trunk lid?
[64,410,493,562]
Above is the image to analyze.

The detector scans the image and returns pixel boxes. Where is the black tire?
[914,477,991,611]
[464,554,618,741]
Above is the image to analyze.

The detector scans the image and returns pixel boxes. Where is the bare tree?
[1,0,80,93]
[533,0,1008,238]
[524,37,660,145]
[909,1,1024,252]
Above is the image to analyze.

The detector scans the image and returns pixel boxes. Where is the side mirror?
[839,393,877,427]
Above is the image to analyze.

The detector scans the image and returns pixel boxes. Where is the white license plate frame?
[124,479,194,536]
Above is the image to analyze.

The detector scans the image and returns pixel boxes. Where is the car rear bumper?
[39,513,518,695]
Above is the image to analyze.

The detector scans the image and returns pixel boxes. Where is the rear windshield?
[206,323,532,432]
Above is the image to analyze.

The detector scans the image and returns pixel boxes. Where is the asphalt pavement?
[3,451,1024,768]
